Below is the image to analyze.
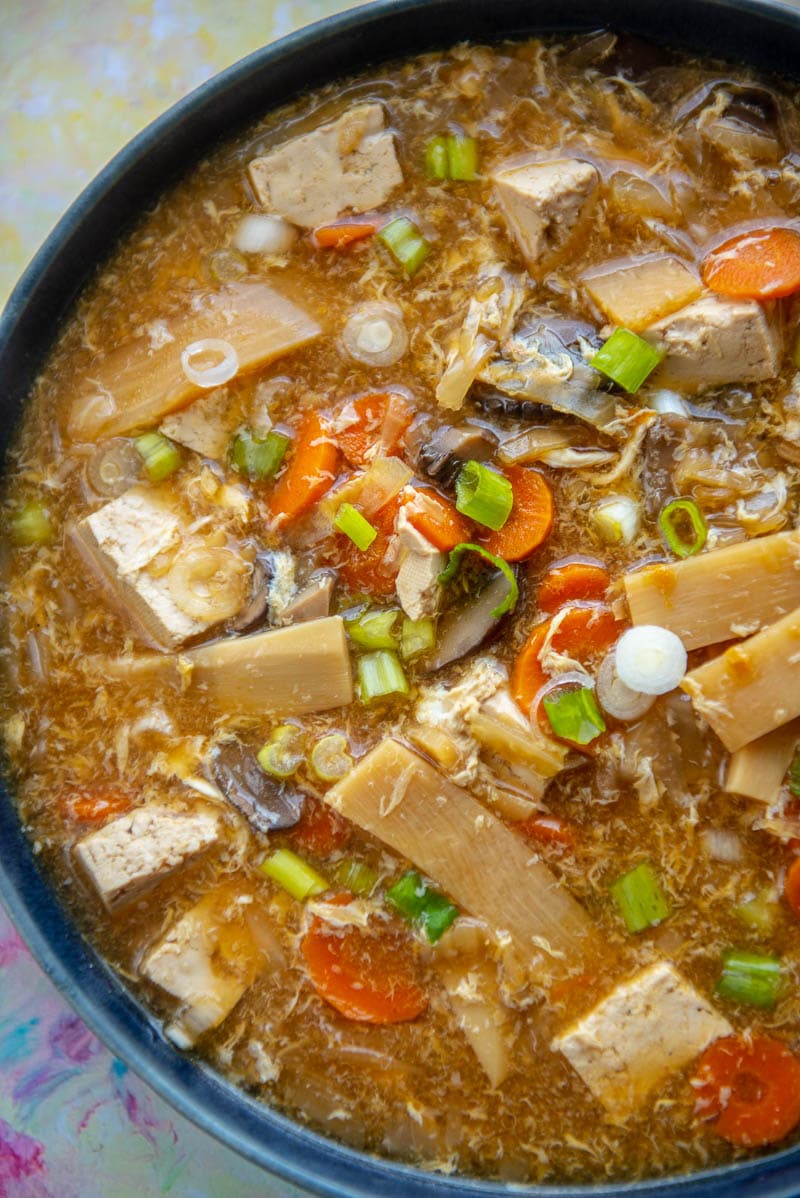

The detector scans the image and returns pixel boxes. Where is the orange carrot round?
[60,789,133,824]
[403,487,471,553]
[692,1035,800,1147]
[293,796,350,857]
[478,467,554,562]
[518,814,578,849]
[302,918,428,1023]
[784,856,800,919]
[335,493,400,597]
[336,393,414,468]
[701,226,800,300]
[268,411,339,527]
[538,560,611,613]
[312,220,377,250]
[510,604,626,716]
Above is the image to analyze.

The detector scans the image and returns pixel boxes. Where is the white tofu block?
[75,805,221,909]
[394,509,444,621]
[160,388,239,459]
[647,294,782,390]
[72,487,238,649]
[141,891,260,1046]
[491,158,599,273]
[248,103,403,228]
[552,962,732,1120]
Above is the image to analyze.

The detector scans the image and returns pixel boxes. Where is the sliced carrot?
[268,411,339,527]
[517,814,578,850]
[701,226,800,300]
[550,971,597,1003]
[510,604,626,716]
[478,467,554,562]
[336,492,401,597]
[294,796,350,857]
[538,560,611,613]
[784,856,800,919]
[403,486,471,553]
[302,918,428,1023]
[692,1034,800,1147]
[60,789,133,825]
[312,220,377,250]
[336,392,414,468]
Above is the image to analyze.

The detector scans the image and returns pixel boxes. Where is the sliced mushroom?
[408,421,499,491]
[210,739,305,832]
[228,556,272,634]
[473,317,615,430]
[280,570,336,625]
[426,571,513,672]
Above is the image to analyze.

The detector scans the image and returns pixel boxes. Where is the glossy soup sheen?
[5,31,800,1186]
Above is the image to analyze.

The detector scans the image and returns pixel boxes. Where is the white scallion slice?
[181,338,239,388]
[233,213,297,255]
[591,495,641,545]
[342,303,408,368]
[614,625,687,696]
[596,651,656,722]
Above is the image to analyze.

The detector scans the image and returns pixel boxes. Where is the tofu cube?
[75,804,221,909]
[552,962,732,1121]
[646,295,782,390]
[141,889,261,1046]
[491,158,599,273]
[394,508,445,621]
[72,487,240,649]
[248,103,403,229]
[159,388,239,459]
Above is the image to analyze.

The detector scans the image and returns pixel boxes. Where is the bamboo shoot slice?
[724,718,800,803]
[681,606,800,751]
[86,616,353,716]
[325,739,598,971]
[623,530,800,650]
[69,283,321,441]
[582,256,702,332]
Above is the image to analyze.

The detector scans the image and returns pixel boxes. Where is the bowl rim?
[4,1,800,1194]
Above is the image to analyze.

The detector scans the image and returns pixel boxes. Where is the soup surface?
[6,31,800,1186]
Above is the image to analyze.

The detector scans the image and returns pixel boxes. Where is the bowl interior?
[4,2,800,1195]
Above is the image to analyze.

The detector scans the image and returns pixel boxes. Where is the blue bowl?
[3,1,800,1194]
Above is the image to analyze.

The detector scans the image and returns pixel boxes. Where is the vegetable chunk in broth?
[9,29,800,1185]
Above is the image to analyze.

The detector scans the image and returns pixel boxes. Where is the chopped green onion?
[378,217,431,277]
[9,499,54,548]
[261,848,327,901]
[257,724,305,778]
[334,502,377,551]
[455,461,513,530]
[230,428,289,481]
[334,859,379,896]
[424,136,449,180]
[439,543,519,617]
[346,608,399,650]
[310,733,353,783]
[659,497,707,559]
[610,862,670,934]
[543,685,606,746]
[591,328,664,393]
[386,869,459,943]
[401,615,436,660]
[134,431,182,482]
[788,751,800,797]
[357,650,409,702]
[734,888,779,936]
[591,495,641,545]
[446,133,479,181]
[715,948,784,1009]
